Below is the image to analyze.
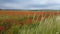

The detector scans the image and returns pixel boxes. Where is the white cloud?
[0,0,60,10]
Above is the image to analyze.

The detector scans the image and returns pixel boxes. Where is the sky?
[0,0,60,10]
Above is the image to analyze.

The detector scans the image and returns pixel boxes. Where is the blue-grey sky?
[0,0,60,10]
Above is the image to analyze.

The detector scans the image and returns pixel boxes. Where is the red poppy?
[0,26,4,31]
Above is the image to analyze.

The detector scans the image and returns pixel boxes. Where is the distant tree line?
[0,9,1,10]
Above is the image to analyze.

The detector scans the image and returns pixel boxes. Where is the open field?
[0,10,60,34]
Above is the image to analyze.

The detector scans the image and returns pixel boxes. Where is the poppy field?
[0,10,60,34]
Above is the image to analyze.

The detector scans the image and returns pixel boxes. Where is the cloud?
[0,0,60,10]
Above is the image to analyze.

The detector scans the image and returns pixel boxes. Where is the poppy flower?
[0,26,4,31]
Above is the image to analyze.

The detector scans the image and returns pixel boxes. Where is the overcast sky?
[0,0,60,10]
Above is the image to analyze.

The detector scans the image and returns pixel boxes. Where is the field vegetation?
[0,10,60,34]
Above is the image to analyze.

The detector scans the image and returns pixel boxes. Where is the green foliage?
[0,14,60,34]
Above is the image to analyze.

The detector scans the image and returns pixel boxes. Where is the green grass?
[0,14,60,34]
